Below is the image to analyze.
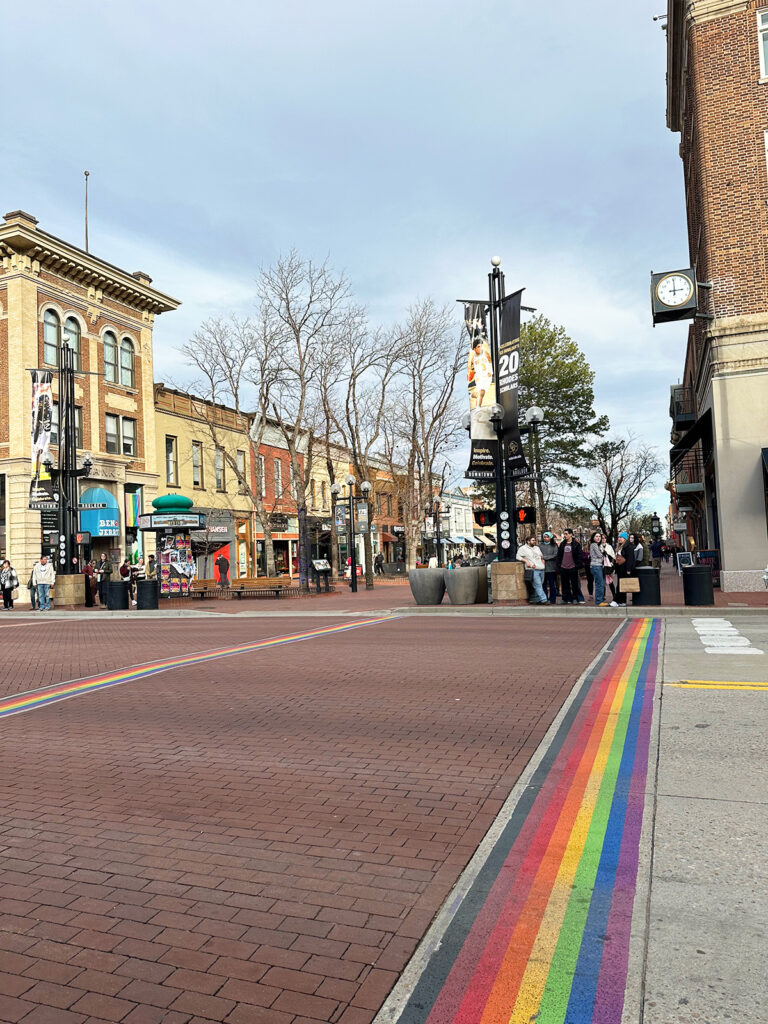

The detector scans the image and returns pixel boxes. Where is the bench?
[230,577,290,599]
[190,578,225,598]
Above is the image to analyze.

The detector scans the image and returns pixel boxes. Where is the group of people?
[0,551,155,612]
[518,529,653,607]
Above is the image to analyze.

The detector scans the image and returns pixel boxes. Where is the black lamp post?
[330,473,371,593]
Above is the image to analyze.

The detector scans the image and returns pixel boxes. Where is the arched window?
[120,338,135,388]
[63,317,81,371]
[43,309,60,365]
[104,332,118,382]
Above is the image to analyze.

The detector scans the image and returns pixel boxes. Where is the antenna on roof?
[84,170,90,252]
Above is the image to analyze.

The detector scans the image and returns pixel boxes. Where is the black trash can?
[633,566,661,606]
[682,564,714,606]
[107,580,130,610]
[136,579,159,610]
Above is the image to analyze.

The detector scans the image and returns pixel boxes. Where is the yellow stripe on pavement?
[669,680,768,692]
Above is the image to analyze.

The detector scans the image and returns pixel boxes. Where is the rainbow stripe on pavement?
[397,617,660,1024]
[0,616,394,720]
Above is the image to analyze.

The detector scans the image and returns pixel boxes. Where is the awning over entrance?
[79,486,120,537]
[670,409,713,467]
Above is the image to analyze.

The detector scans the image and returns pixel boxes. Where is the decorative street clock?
[650,268,698,325]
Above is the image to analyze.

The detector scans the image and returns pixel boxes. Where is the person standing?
[215,551,230,588]
[96,552,113,606]
[33,555,55,611]
[82,560,94,608]
[588,532,607,606]
[650,537,664,569]
[539,532,559,604]
[557,529,584,605]
[517,535,548,604]
[27,560,39,610]
[613,532,636,606]
[374,552,384,576]
[1,560,19,609]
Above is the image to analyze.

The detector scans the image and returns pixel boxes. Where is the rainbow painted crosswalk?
[396,617,660,1024]
[0,616,393,720]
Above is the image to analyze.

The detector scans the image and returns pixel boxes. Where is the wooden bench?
[190,578,224,598]
[230,577,291,599]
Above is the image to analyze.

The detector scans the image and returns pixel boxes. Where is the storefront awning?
[482,533,496,547]
[465,535,483,546]
[670,409,712,467]
[79,486,120,538]
[449,536,465,544]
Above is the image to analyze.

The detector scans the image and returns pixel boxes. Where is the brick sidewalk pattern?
[0,616,614,1023]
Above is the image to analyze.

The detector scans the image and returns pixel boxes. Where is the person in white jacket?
[517,535,548,605]
[32,555,56,611]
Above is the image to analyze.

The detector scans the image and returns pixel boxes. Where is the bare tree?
[583,435,664,543]
[180,316,281,576]
[381,300,464,568]
[259,251,352,591]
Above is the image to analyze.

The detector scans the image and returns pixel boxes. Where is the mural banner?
[498,291,529,479]
[464,302,499,480]
[29,370,58,510]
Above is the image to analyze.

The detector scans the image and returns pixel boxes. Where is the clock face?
[656,273,694,307]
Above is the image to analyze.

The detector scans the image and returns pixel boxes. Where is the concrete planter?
[408,568,446,605]
[445,567,479,605]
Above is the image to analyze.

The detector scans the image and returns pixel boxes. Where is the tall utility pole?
[486,262,516,560]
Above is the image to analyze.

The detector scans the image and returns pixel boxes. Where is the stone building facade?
[666,0,768,589]
[0,210,179,584]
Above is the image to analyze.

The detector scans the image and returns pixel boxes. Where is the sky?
[1,0,688,516]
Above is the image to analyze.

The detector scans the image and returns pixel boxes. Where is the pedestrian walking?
[650,537,664,569]
[32,554,56,611]
[613,531,636,606]
[539,531,559,604]
[374,552,384,576]
[96,552,113,606]
[603,537,617,603]
[517,535,548,604]
[556,529,584,605]
[27,561,39,609]
[588,532,607,606]
[1,559,19,609]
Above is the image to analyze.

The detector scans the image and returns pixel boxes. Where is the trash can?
[107,580,130,610]
[633,566,661,606]
[136,579,159,610]
[682,564,714,606]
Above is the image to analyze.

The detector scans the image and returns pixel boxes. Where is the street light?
[330,475,371,593]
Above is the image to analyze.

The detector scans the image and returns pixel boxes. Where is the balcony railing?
[670,448,704,492]
[669,385,695,431]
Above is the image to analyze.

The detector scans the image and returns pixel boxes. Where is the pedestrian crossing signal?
[473,508,498,527]
[517,507,536,524]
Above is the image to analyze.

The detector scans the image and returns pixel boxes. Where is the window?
[63,317,82,371]
[43,309,59,365]
[273,458,282,497]
[237,450,246,492]
[120,337,135,388]
[387,495,393,517]
[759,10,768,78]
[215,448,225,491]
[121,418,136,457]
[259,455,266,497]
[106,414,120,454]
[321,480,328,509]
[165,435,178,485]
[376,493,382,515]
[52,403,83,449]
[192,441,204,488]
[104,332,118,382]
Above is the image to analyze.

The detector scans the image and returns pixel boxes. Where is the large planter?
[445,567,479,605]
[408,568,446,605]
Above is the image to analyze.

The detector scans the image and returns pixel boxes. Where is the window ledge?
[105,384,139,396]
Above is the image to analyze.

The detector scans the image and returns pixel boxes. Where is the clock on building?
[650,268,698,324]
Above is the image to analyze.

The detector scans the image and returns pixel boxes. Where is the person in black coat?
[614,531,636,605]
[556,529,584,604]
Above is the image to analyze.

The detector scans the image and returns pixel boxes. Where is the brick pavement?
[0,615,615,1023]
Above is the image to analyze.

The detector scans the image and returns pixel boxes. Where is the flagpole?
[84,171,90,252]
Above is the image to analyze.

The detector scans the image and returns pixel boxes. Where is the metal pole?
[488,267,508,559]
[435,501,442,567]
[349,492,358,593]
[84,171,90,253]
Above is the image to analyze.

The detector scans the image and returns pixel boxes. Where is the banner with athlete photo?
[498,290,529,478]
[464,302,498,480]
[29,370,58,510]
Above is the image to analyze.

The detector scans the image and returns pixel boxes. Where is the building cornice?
[0,211,180,316]
[667,0,750,131]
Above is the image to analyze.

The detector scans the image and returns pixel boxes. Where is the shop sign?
[138,513,207,530]
[269,513,289,531]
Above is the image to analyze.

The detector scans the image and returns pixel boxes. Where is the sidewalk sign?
[676,551,694,574]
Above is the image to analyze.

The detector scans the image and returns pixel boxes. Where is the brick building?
[0,211,179,583]
[666,0,768,589]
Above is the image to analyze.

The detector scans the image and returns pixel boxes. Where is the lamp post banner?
[499,290,529,478]
[29,370,58,510]
[464,302,499,479]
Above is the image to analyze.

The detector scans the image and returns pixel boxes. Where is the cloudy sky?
[2,0,687,512]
